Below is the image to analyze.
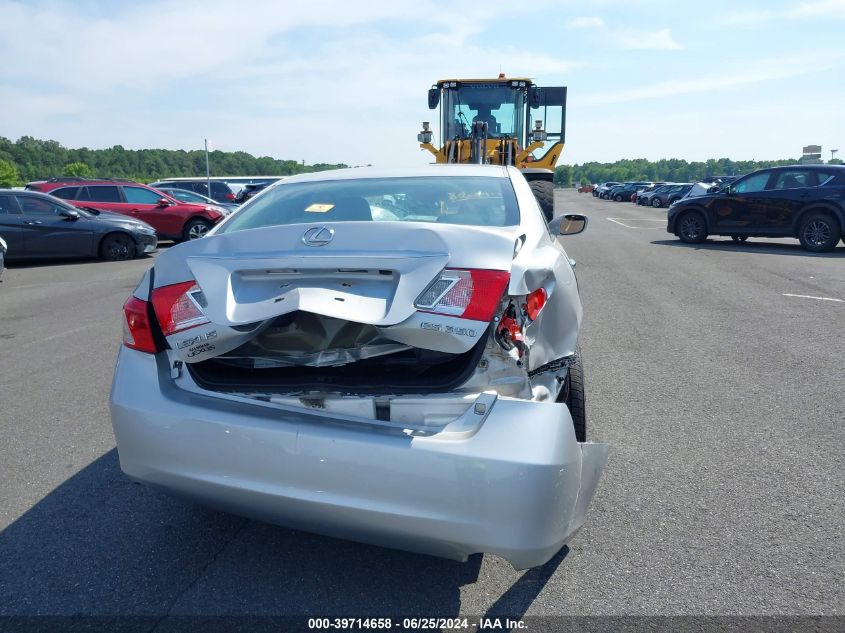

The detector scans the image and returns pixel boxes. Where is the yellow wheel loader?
[418,75,567,221]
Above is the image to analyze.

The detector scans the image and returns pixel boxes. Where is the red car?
[25,178,225,241]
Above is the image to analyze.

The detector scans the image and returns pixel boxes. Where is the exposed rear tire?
[798,212,840,252]
[651,197,662,208]
[183,218,212,241]
[99,233,135,261]
[529,180,555,222]
[557,345,587,442]
[677,210,708,244]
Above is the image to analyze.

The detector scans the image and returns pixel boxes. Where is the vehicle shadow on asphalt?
[651,239,845,257]
[0,450,562,618]
[4,243,173,270]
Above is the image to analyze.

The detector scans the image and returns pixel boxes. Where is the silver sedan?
[110,164,608,569]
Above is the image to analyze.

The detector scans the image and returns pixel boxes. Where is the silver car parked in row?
[110,165,608,569]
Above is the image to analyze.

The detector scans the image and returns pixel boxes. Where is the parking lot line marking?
[783,293,844,303]
[18,323,97,348]
[607,218,664,229]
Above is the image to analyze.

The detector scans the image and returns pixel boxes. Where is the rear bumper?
[110,348,608,569]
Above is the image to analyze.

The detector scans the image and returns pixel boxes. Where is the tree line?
[0,136,348,187]
[552,157,841,187]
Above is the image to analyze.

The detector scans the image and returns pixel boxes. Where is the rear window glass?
[219,176,520,234]
[815,170,843,186]
[210,181,231,194]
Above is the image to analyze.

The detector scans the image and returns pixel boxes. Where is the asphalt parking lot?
[0,189,842,618]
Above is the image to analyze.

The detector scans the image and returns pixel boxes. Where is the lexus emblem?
[301,226,334,247]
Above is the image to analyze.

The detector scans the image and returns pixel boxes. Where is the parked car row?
[0,175,290,265]
[592,181,693,207]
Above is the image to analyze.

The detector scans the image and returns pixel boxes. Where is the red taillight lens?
[524,288,547,320]
[225,193,235,200]
[122,296,158,353]
[415,269,510,322]
[151,281,210,336]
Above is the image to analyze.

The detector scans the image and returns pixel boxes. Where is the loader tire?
[557,344,587,442]
[529,180,555,222]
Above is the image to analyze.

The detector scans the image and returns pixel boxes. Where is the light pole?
[205,138,211,196]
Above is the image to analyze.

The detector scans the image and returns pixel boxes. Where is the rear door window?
[86,186,122,202]
[771,170,812,190]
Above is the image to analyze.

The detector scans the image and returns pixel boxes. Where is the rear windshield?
[219,176,520,233]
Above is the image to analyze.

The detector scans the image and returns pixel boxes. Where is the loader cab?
[442,82,527,141]
[421,77,567,168]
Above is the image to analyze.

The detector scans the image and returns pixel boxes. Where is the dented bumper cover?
[110,348,608,569]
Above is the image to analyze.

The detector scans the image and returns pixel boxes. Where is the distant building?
[799,144,823,164]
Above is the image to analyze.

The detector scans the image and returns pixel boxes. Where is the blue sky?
[0,0,843,167]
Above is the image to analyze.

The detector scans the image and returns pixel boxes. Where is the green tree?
[0,159,18,187]
[63,161,94,177]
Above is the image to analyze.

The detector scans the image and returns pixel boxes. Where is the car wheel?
[677,210,708,244]
[183,218,213,241]
[557,345,586,442]
[529,180,554,222]
[614,194,623,202]
[651,197,662,208]
[731,235,749,243]
[99,233,136,261]
[798,212,840,252]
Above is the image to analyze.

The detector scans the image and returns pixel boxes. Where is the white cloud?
[788,0,845,19]
[0,0,581,166]
[617,28,681,50]
[566,16,605,29]
[580,55,839,105]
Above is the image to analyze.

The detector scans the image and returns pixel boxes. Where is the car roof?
[280,164,510,185]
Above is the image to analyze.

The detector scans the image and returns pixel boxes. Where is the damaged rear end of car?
[110,167,608,569]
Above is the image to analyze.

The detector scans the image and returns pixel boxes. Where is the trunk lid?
[154,222,519,363]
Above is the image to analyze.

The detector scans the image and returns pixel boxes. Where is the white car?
[0,235,6,281]
[110,164,608,569]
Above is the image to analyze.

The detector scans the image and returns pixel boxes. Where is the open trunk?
[187,312,490,395]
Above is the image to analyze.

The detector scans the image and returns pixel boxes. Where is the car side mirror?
[529,87,541,109]
[62,208,80,220]
[550,213,588,235]
[157,198,171,207]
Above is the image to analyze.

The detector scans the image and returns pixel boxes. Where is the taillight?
[415,269,509,322]
[122,296,158,353]
[524,288,547,320]
[151,281,210,336]
[226,193,235,201]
